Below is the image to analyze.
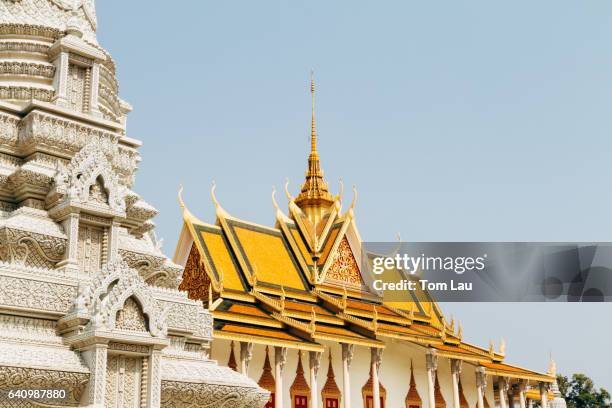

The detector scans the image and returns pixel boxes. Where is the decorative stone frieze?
[0,61,55,78]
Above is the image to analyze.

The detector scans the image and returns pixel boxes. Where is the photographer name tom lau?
[372,253,487,275]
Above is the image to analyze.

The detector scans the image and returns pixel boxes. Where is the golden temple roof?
[174,79,554,384]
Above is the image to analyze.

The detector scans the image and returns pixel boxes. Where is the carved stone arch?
[81,260,168,337]
[52,142,126,212]
[78,260,126,313]
[103,281,167,337]
[115,296,149,332]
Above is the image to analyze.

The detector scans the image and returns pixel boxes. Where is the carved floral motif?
[326,236,363,287]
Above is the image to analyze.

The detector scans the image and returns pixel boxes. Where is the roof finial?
[295,72,334,223]
[311,70,317,155]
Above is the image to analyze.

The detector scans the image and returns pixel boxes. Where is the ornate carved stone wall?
[0,1,269,406]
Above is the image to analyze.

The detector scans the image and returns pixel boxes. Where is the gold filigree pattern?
[179,244,213,304]
[326,237,363,287]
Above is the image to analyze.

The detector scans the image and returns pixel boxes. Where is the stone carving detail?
[18,112,120,164]
[0,315,61,345]
[159,300,213,340]
[0,41,50,54]
[0,61,55,78]
[0,85,54,102]
[76,223,104,274]
[0,113,19,147]
[67,63,88,113]
[51,142,127,212]
[326,236,363,287]
[0,275,76,312]
[119,249,182,289]
[115,297,148,332]
[73,260,168,337]
[108,342,150,354]
[89,177,109,205]
[0,0,98,44]
[160,382,270,408]
[0,366,89,406]
[0,227,66,268]
[105,354,143,408]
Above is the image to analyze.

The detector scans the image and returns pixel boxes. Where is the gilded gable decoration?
[179,244,213,304]
[325,236,363,287]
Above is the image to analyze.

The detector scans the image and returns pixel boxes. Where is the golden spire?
[311,70,317,154]
[295,72,334,224]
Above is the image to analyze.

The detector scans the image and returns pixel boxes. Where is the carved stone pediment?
[49,142,127,213]
[69,259,168,338]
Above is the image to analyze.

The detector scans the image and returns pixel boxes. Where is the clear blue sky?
[98,1,612,391]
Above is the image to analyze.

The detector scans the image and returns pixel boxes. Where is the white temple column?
[146,349,163,407]
[341,343,354,408]
[309,351,322,408]
[107,220,120,263]
[498,378,509,408]
[476,367,487,408]
[539,382,549,408]
[451,359,463,408]
[89,62,102,117]
[81,344,108,406]
[528,398,534,408]
[275,347,287,408]
[239,342,253,375]
[426,349,438,408]
[371,348,383,408]
[57,213,79,273]
[518,381,527,408]
[52,50,69,107]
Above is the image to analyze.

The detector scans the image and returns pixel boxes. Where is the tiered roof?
[174,78,554,384]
